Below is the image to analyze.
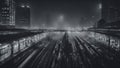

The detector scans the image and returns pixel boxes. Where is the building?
[101,0,120,23]
[0,0,15,26]
[15,0,31,28]
[93,0,120,29]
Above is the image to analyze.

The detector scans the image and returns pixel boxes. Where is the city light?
[27,5,30,8]
[58,15,64,22]
[21,5,25,8]
[99,3,102,9]
[59,15,64,20]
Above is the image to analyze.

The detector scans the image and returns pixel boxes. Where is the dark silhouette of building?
[93,0,120,29]
[0,0,15,26]
[15,0,31,28]
[95,19,106,28]
[101,0,120,23]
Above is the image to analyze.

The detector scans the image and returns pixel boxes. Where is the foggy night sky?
[30,0,101,29]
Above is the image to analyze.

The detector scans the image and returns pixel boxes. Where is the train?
[0,33,47,63]
[88,32,120,51]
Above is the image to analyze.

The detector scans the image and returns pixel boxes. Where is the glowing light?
[27,5,30,8]
[21,5,25,8]
[58,15,64,21]
[60,15,64,20]
[99,3,102,9]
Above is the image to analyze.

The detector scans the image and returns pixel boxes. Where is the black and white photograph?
[0,0,120,68]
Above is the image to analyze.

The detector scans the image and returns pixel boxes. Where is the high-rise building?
[0,0,15,26]
[15,0,31,28]
[101,0,120,23]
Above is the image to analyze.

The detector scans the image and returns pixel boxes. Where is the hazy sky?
[30,0,101,29]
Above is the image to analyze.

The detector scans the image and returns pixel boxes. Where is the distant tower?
[101,0,120,23]
[15,0,31,28]
[0,0,15,26]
